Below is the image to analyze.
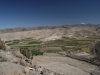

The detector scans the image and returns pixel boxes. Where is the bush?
[31,50,43,55]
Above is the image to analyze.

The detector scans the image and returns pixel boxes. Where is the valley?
[0,25,100,75]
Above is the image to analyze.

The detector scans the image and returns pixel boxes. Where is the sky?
[0,0,100,28]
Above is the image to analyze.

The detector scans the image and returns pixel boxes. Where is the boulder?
[20,59,30,66]
[12,50,25,59]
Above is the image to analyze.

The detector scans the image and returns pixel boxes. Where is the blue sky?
[0,0,100,28]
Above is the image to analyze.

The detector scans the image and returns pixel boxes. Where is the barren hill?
[0,24,100,41]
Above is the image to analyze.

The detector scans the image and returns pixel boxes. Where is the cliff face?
[90,41,100,57]
[0,24,100,41]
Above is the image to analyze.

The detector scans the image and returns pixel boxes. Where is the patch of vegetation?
[45,39,68,46]
[7,43,13,46]
[61,46,82,53]
[66,40,79,46]
[31,38,91,47]
[67,38,76,40]
[45,50,63,53]
[31,50,43,56]
[6,38,42,46]
[7,41,19,46]
[20,46,28,50]
[61,46,67,51]
[28,41,41,44]
[20,46,43,56]
[5,41,12,43]
[13,41,19,44]
[74,47,82,51]
[76,40,94,41]
[20,48,31,58]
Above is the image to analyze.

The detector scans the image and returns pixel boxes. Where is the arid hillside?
[0,24,100,41]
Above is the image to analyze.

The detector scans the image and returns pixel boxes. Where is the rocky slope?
[0,50,60,75]
[0,24,100,41]
[0,49,100,75]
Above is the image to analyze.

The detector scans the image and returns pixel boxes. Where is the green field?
[6,38,42,46]
[5,36,100,55]
[45,50,63,53]
[31,50,43,56]
[28,41,41,44]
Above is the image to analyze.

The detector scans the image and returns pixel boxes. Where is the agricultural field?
[5,38,42,46]
[5,36,100,56]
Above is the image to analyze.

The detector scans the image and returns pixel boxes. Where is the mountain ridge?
[0,24,100,33]
[0,24,100,41]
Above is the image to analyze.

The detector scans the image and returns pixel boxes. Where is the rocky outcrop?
[0,62,25,75]
[91,69,100,75]
[90,41,100,56]
[0,50,63,75]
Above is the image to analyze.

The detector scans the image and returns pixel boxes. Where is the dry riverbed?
[34,53,99,75]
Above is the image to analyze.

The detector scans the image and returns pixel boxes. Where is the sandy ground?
[34,53,99,75]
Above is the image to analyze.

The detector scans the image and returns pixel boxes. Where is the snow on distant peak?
[81,23,85,24]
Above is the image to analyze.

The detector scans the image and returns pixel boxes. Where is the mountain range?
[0,24,100,41]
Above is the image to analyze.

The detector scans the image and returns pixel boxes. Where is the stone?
[91,69,100,75]
[0,62,25,75]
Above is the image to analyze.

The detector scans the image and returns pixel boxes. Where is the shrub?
[31,50,43,55]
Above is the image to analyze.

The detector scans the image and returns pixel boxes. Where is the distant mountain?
[0,24,100,41]
[0,24,100,33]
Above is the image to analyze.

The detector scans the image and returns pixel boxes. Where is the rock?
[24,66,30,74]
[38,66,43,72]
[49,72,55,75]
[0,51,19,63]
[12,50,25,59]
[90,41,100,56]
[0,50,63,75]
[5,44,10,50]
[91,69,100,75]
[90,41,100,65]
[0,62,25,75]
[20,59,30,66]
[24,66,34,74]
